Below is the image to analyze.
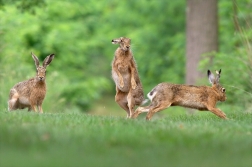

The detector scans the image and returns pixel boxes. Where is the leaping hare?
[132,69,227,120]
[111,37,145,118]
[8,52,55,113]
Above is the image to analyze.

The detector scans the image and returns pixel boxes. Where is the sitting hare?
[132,69,227,120]
[8,52,55,113]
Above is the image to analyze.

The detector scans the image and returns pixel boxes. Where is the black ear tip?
[207,69,211,75]
[49,54,55,59]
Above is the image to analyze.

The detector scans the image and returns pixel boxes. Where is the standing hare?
[8,52,55,113]
[132,69,227,120]
[111,37,145,118]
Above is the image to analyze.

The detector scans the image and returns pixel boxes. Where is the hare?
[111,37,145,118]
[8,52,55,113]
[132,69,227,120]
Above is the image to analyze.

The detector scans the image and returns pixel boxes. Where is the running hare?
[132,69,227,120]
[111,37,145,118]
[8,52,55,113]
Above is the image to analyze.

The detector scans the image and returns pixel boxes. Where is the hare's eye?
[222,88,226,93]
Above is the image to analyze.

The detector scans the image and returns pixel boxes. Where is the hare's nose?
[39,77,44,80]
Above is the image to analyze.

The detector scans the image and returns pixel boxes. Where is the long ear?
[111,37,123,44]
[31,52,40,68]
[215,69,221,83]
[43,54,55,68]
[208,70,215,84]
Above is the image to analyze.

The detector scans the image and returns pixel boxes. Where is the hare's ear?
[215,69,221,83]
[31,52,40,68]
[112,38,120,44]
[43,54,55,68]
[208,70,215,84]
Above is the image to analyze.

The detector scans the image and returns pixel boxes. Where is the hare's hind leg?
[127,89,136,118]
[146,101,172,120]
[8,89,19,111]
[115,88,130,118]
[8,98,18,111]
[131,106,150,118]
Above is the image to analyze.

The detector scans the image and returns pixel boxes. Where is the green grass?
[0,110,252,167]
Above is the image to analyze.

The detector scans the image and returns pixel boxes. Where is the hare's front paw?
[119,78,124,88]
[131,80,136,89]
[222,113,227,119]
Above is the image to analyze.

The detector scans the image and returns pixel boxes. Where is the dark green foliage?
[0,0,46,13]
[0,0,186,112]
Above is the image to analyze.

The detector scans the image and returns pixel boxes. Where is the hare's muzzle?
[38,76,44,81]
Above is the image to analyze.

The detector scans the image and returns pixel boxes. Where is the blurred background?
[0,0,251,116]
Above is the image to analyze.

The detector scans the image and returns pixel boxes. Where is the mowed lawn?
[0,109,252,167]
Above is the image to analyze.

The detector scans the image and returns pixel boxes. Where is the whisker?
[130,44,139,48]
[224,84,252,97]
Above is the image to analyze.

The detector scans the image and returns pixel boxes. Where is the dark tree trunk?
[186,0,218,84]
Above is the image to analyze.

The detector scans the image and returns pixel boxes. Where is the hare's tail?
[139,88,157,106]
[147,88,157,102]
[140,99,149,106]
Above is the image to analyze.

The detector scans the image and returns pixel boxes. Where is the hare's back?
[148,83,197,100]
[155,83,210,103]
[151,83,175,92]
[12,79,34,96]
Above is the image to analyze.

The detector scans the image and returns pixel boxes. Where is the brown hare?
[132,69,227,120]
[111,37,145,118]
[8,52,55,113]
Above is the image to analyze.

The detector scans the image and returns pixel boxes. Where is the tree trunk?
[186,0,218,84]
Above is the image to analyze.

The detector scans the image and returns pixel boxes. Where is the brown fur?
[132,69,227,120]
[8,52,55,113]
[111,37,144,118]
